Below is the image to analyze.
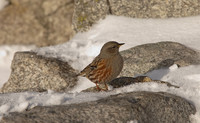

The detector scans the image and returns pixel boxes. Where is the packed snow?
[0,15,200,122]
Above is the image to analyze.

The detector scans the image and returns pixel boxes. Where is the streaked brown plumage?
[79,41,124,91]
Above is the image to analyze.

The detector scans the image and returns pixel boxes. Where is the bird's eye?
[112,46,116,48]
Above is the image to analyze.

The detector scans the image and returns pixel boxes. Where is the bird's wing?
[79,56,103,77]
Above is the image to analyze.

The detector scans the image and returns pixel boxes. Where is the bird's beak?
[118,43,125,47]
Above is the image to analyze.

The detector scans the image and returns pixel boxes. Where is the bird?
[79,41,124,91]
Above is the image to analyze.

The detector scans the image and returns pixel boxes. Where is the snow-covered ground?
[0,15,200,122]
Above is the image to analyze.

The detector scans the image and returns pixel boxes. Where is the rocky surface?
[73,0,200,32]
[0,92,196,123]
[109,0,200,18]
[0,0,74,47]
[0,51,78,93]
[73,0,109,32]
[83,76,179,92]
[120,41,200,77]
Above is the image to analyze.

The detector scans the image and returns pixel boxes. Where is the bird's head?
[100,41,124,58]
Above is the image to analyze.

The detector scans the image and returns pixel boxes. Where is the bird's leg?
[104,83,108,90]
[95,83,101,91]
[95,83,108,91]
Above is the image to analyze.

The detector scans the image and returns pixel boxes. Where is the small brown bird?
[79,41,124,91]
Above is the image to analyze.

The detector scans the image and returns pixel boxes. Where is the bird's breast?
[109,54,123,79]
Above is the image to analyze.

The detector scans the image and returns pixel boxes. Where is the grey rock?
[73,0,109,32]
[120,41,200,77]
[109,0,200,18]
[0,92,196,123]
[0,0,74,47]
[73,0,200,32]
[0,51,78,93]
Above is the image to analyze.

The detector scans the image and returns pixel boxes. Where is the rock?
[0,0,74,47]
[73,0,109,32]
[0,92,196,123]
[109,0,200,18]
[0,51,78,93]
[120,41,200,77]
[73,0,200,32]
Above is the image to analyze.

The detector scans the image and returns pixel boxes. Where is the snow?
[0,0,9,11]
[0,91,111,118]
[0,15,200,122]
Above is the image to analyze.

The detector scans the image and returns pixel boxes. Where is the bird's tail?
[77,70,86,77]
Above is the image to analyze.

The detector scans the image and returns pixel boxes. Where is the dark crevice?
[106,0,112,14]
